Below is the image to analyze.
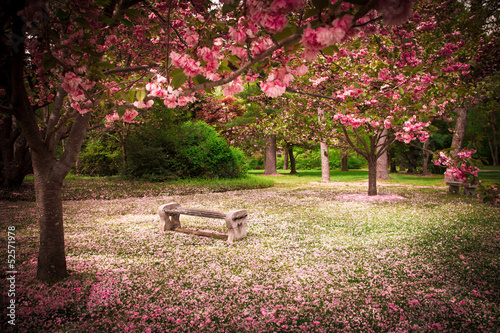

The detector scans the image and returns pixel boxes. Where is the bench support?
[158,202,248,241]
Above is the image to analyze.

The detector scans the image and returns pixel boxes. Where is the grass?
[1,170,499,332]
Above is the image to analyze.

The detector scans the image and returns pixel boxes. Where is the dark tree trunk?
[341,151,349,172]
[485,110,498,166]
[286,143,297,174]
[263,135,279,175]
[0,116,32,187]
[368,156,377,196]
[32,153,68,282]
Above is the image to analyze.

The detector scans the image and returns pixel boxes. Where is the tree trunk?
[32,153,68,282]
[263,135,278,175]
[341,151,349,172]
[422,140,430,175]
[318,108,330,180]
[399,163,406,172]
[445,106,468,181]
[368,156,377,196]
[287,144,297,174]
[0,116,32,187]
[376,129,390,180]
[320,142,330,181]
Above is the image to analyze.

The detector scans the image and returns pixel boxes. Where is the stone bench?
[446,181,477,196]
[158,202,248,242]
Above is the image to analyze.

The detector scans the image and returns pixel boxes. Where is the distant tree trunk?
[376,129,390,180]
[263,135,279,175]
[445,106,468,181]
[286,143,297,174]
[368,155,377,196]
[422,140,430,175]
[320,142,330,180]
[318,108,330,181]
[399,163,406,172]
[389,147,397,173]
[0,116,32,187]
[283,149,289,170]
[341,151,349,172]
[485,110,498,166]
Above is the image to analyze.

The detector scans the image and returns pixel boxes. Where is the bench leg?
[225,210,248,242]
[158,203,181,231]
[448,185,460,195]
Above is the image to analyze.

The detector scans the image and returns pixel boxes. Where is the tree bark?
[485,110,498,166]
[445,106,468,181]
[341,151,349,172]
[376,129,390,180]
[283,148,289,170]
[320,142,330,180]
[318,108,330,180]
[368,156,377,196]
[0,116,32,187]
[263,135,279,175]
[287,143,297,174]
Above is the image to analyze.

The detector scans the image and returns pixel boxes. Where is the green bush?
[77,139,120,176]
[125,121,247,181]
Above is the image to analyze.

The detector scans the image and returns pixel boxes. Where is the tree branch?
[179,34,302,96]
[286,87,339,101]
[103,63,161,75]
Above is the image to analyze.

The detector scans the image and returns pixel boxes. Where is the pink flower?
[261,80,286,97]
[229,26,246,44]
[222,76,244,96]
[105,112,120,123]
[122,109,139,123]
[295,64,308,77]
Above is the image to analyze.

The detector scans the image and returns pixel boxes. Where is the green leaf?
[128,89,135,102]
[322,45,339,56]
[222,0,240,14]
[136,90,146,102]
[120,18,134,28]
[116,105,127,117]
[193,75,209,85]
[74,17,91,29]
[169,68,184,78]
[171,72,187,89]
[274,24,296,42]
[42,55,56,70]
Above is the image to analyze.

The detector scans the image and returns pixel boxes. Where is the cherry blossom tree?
[1,0,419,282]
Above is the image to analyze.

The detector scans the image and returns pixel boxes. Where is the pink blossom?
[251,37,273,57]
[222,76,244,96]
[133,100,154,109]
[229,26,246,44]
[261,80,286,97]
[294,64,308,77]
[184,28,199,48]
[230,46,248,60]
[122,109,139,123]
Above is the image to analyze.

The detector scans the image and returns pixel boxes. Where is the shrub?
[125,121,247,181]
[77,139,120,176]
[275,147,365,170]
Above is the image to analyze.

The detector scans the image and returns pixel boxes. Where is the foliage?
[76,138,121,176]
[126,121,247,181]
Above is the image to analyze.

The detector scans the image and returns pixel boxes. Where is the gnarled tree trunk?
[320,142,330,180]
[376,129,390,180]
[368,156,378,196]
[0,116,32,187]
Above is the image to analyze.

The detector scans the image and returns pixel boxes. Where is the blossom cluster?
[433,149,480,185]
